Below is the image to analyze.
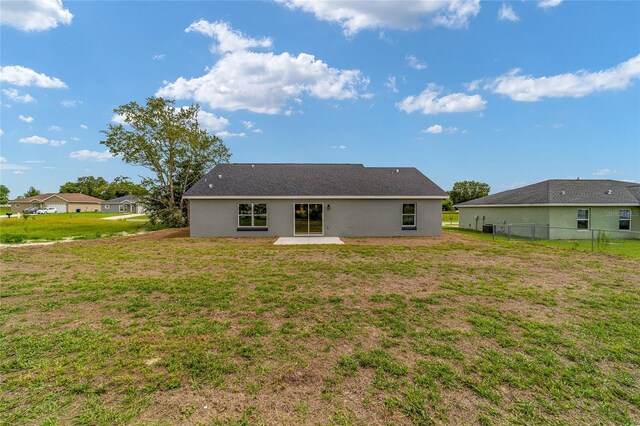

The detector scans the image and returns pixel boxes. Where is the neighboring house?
[9,193,103,213]
[456,179,640,239]
[100,195,145,214]
[184,163,447,238]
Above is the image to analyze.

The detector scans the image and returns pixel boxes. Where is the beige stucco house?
[9,193,104,213]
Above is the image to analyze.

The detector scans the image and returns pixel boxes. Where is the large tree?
[24,186,41,197]
[0,185,9,205]
[101,97,231,227]
[449,180,490,205]
[59,175,146,200]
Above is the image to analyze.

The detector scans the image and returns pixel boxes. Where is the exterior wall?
[458,206,551,238]
[68,202,101,212]
[101,202,144,213]
[549,206,640,239]
[189,198,443,237]
[10,201,41,212]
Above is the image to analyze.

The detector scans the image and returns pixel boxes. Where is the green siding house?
[456,180,640,239]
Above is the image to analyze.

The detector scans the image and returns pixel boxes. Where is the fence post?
[532,225,536,241]
[507,225,511,241]
[492,224,496,240]
[591,229,594,252]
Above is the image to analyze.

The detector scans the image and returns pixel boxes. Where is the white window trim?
[577,208,589,230]
[237,203,268,228]
[105,205,110,210]
[402,203,417,229]
[292,203,324,236]
[619,209,631,230]
[119,205,125,212]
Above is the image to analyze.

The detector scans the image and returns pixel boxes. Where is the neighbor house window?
[105,205,110,209]
[119,205,125,212]
[577,209,589,230]
[15,204,20,207]
[619,209,631,230]
[238,203,268,228]
[402,203,416,229]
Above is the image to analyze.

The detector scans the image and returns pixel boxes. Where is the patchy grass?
[0,230,638,425]
[442,212,459,223]
[0,212,149,243]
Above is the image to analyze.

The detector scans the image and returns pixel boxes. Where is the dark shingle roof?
[457,180,640,206]
[184,164,447,198]
[100,195,139,204]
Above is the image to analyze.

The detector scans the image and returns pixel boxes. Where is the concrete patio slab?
[274,237,344,245]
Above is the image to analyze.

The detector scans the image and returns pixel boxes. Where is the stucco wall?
[68,202,101,212]
[10,201,41,212]
[549,206,640,239]
[458,206,550,234]
[189,199,443,237]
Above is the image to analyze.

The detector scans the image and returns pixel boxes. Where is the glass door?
[294,203,323,235]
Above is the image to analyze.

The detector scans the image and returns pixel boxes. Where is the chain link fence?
[485,223,640,257]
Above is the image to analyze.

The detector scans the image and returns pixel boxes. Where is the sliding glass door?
[294,203,323,235]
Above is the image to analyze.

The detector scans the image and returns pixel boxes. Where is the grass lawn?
[0,212,149,243]
[1,230,638,425]
[442,212,459,223]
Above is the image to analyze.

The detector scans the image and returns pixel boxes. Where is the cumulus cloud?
[384,76,398,93]
[2,88,35,103]
[498,4,519,22]
[195,109,229,132]
[397,83,486,114]
[277,0,480,35]
[538,0,562,8]
[592,168,620,176]
[406,55,427,70]
[80,124,88,129]
[60,99,81,107]
[186,20,272,54]
[242,120,263,133]
[332,145,347,149]
[69,149,114,162]
[0,65,67,88]
[14,170,24,175]
[423,124,460,134]
[152,54,166,61]
[217,131,246,138]
[19,135,66,146]
[157,20,367,114]
[0,156,29,171]
[19,114,34,123]
[48,125,62,131]
[0,0,73,31]
[485,54,640,101]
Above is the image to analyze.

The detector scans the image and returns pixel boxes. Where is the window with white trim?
[402,203,416,229]
[238,203,268,228]
[119,205,125,212]
[105,205,110,209]
[577,209,589,230]
[619,209,631,230]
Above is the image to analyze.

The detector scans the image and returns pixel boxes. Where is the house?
[100,195,145,214]
[456,179,640,239]
[9,193,103,213]
[184,163,447,238]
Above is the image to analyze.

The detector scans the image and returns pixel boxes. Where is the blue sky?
[1,0,639,197]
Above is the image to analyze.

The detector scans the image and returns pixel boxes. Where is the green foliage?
[0,184,9,204]
[596,230,611,252]
[101,97,231,228]
[24,186,41,197]
[449,180,490,205]
[441,197,454,211]
[59,175,146,200]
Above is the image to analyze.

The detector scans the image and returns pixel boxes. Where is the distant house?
[9,193,103,213]
[100,195,145,214]
[184,163,448,238]
[456,179,640,239]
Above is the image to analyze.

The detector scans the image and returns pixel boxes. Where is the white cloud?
[277,0,480,35]
[19,114,34,123]
[111,114,127,125]
[0,128,3,136]
[538,0,562,9]
[14,170,24,175]
[152,54,166,61]
[60,99,81,107]
[486,54,640,101]
[465,79,482,91]
[79,124,88,129]
[24,160,45,163]
[498,4,519,22]
[0,0,73,31]
[0,156,29,171]
[19,135,66,146]
[398,83,486,114]
[384,76,398,93]
[69,149,114,162]
[252,128,263,134]
[48,125,62,131]
[592,168,620,176]
[424,124,443,134]
[242,120,255,129]
[185,20,272,54]
[2,88,35,103]
[157,20,367,114]
[70,136,80,141]
[0,65,67,88]
[217,131,246,138]
[332,145,347,149]
[196,109,229,132]
[406,54,427,70]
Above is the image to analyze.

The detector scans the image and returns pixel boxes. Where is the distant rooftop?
[457,179,640,206]
[184,163,447,198]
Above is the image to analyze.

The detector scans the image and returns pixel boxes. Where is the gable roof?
[10,193,104,203]
[457,180,640,207]
[184,163,447,198]
[100,195,139,204]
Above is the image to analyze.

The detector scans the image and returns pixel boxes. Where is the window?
[577,209,589,230]
[402,203,416,229]
[119,205,125,212]
[619,209,631,230]
[15,204,20,207]
[105,205,110,209]
[238,203,268,228]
